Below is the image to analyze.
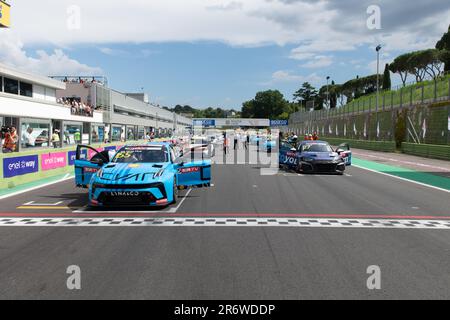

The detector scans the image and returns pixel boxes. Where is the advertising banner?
[68,149,87,166]
[270,120,289,127]
[193,119,270,127]
[88,147,104,160]
[3,155,39,178]
[193,120,216,127]
[41,152,67,171]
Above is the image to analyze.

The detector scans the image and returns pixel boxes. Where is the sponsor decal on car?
[178,167,200,174]
[84,167,99,173]
[109,191,140,197]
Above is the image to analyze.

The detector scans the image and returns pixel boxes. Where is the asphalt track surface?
[0,146,449,299]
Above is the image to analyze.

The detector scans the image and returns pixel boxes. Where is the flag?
[353,123,357,135]
[344,123,347,136]
[377,122,380,138]
[363,122,367,138]
[422,119,427,140]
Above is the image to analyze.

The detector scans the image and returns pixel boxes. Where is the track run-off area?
[0,146,449,299]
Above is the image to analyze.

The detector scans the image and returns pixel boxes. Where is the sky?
[0,0,449,109]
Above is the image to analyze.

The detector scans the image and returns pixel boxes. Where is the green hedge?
[324,137,397,152]
[402,143,450,161]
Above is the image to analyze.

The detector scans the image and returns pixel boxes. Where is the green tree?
[382,63,391,90]
[390,53,413,86]
[436,24,450,72]
[293,82,318,110]
[241,90,289,119]
[329,81,339,109]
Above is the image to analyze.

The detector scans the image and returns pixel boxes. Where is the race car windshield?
[112,148,168,163]
[303,144,333,153]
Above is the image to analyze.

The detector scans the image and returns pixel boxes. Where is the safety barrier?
[0,142,132,190]
[402,143,450,161]
[323,137,397,153]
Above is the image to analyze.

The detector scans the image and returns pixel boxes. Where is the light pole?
[326,76,330,109]
[376,45,382,139]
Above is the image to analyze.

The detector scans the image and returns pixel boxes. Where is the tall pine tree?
[436,25,450,72]
[382,63,391,90]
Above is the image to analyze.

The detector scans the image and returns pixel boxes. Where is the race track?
[0,146,449,299]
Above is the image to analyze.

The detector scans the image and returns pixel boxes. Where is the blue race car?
[75,143,211,207]
[279,140,352,174]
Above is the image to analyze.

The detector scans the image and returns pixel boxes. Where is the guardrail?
[402,143,450,161]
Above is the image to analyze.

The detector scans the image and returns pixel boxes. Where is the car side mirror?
[336,149,344,154]
[290,148,297,152]
[90,158,104,166]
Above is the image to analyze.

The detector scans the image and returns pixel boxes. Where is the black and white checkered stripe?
[0,217,450,229]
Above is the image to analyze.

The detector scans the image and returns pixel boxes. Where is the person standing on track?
[312,132,319,141]
[223,133,229,155]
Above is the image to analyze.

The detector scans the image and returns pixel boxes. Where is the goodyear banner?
[0,1,11,28]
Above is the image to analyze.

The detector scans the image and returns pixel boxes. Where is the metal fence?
[289,104,450,146]
[291,74,450,121]
[289,75,450,146]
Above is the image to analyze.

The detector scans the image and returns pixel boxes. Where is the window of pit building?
[112,125,123,142]
[63,122,83,145]
[91,124,105,144]
[21,119,51,149]
[126,126,136,141]
[138,126,145,140]
[19,81,33,97]
[4,77,19,95]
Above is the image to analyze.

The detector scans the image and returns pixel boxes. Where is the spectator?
[51,129,61,148]
[3,127,18,153]
[92,129,98,142]
[23,127,36,148]
[74,129,81,144]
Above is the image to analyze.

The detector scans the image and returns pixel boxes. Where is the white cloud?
[269,70,322,84]
[0,30,102,76]
[1,0,449,80]
[301,55,333,69]
[8,0,447,51]
[206,1,243,11]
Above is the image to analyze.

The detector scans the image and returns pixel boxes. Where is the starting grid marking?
[0,217,449,230]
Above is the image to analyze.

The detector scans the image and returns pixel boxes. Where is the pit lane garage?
[74,143,211,208]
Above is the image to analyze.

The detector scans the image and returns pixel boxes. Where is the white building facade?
[0,63,191,153]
